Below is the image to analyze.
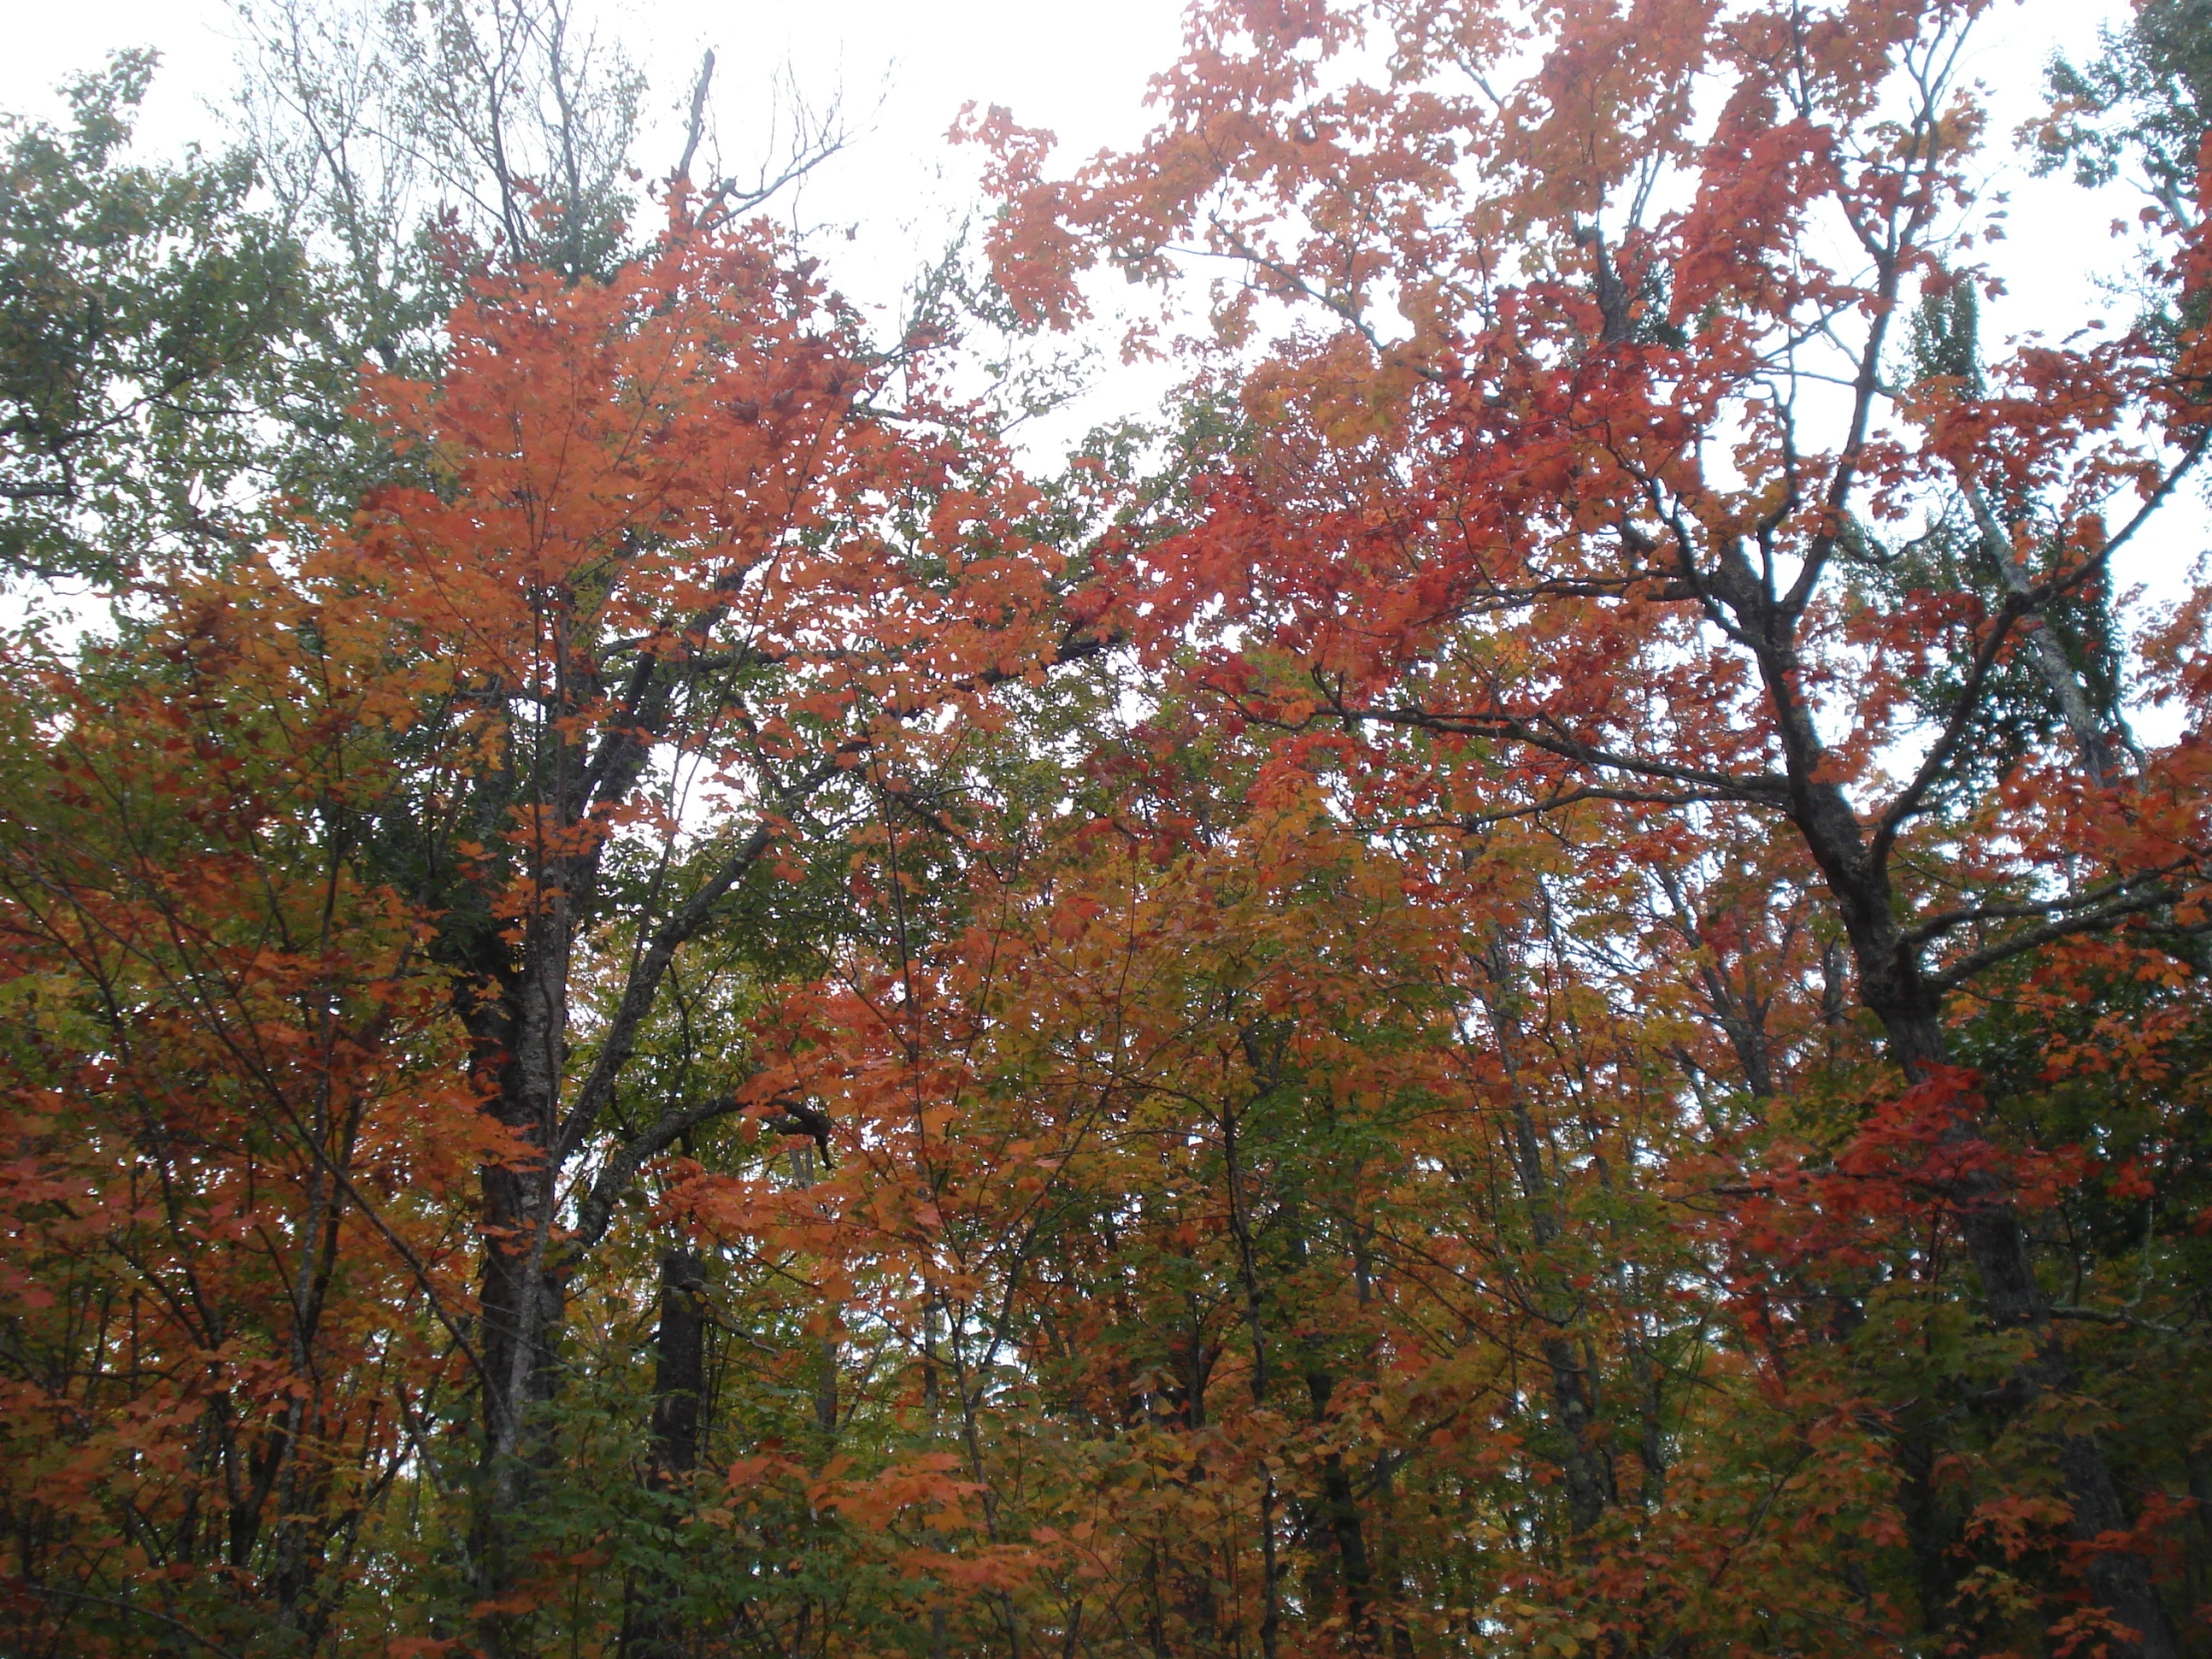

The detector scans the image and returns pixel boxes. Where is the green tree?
[2041,0,2212,229]
[0,52,321,585]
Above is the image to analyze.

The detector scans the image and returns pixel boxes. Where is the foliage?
[1,1,2210,1657]
[0,54,322,583]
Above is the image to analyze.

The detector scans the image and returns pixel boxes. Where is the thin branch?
[3,1582,243,1659]
[1929,883,2184,991]
[555,757,839,1162]
[674,49,715,184]
[1903,863,2190,946]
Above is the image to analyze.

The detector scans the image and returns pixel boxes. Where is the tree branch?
[555,757,840,1163]
[572,1092,745,1248]
[1929,882,2185,991]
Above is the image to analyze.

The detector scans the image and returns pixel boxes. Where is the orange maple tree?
[967,0,2212,1651]
[0,556,499,1653]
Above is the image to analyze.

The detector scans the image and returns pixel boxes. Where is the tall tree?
[0,556,498,1655]
[317,209,1064,1651]
[976,0,2212,1651]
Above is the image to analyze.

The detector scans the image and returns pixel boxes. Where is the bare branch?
[555,756,840,1162]
[674,48,714,184]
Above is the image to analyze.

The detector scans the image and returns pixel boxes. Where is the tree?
[2040,0,2212,234]
[0,54,321,584]
[313,207,1065,1652]
[234,0,851,368]
[0,555,498,1654]
[975,0,2212,1650]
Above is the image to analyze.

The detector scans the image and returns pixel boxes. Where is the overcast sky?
[2,0,2136,295]
[0,0,1187,153]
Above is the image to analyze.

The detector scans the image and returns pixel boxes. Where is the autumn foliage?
[3,0,2211,1656]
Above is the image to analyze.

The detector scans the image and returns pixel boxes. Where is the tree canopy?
[2,2,2208,1657]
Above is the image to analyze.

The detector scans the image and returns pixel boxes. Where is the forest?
[1,0,2209,1655]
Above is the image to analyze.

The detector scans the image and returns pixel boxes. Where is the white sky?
[0,0,1198,456]
[0,0,1189,157]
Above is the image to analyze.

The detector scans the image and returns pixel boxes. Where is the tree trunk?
[1478,953,1619,1540]
[652,1249,709,1479]
[1307,1365,1380,1654]
[627,1249,709,1659]
[462,940,574,1659]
